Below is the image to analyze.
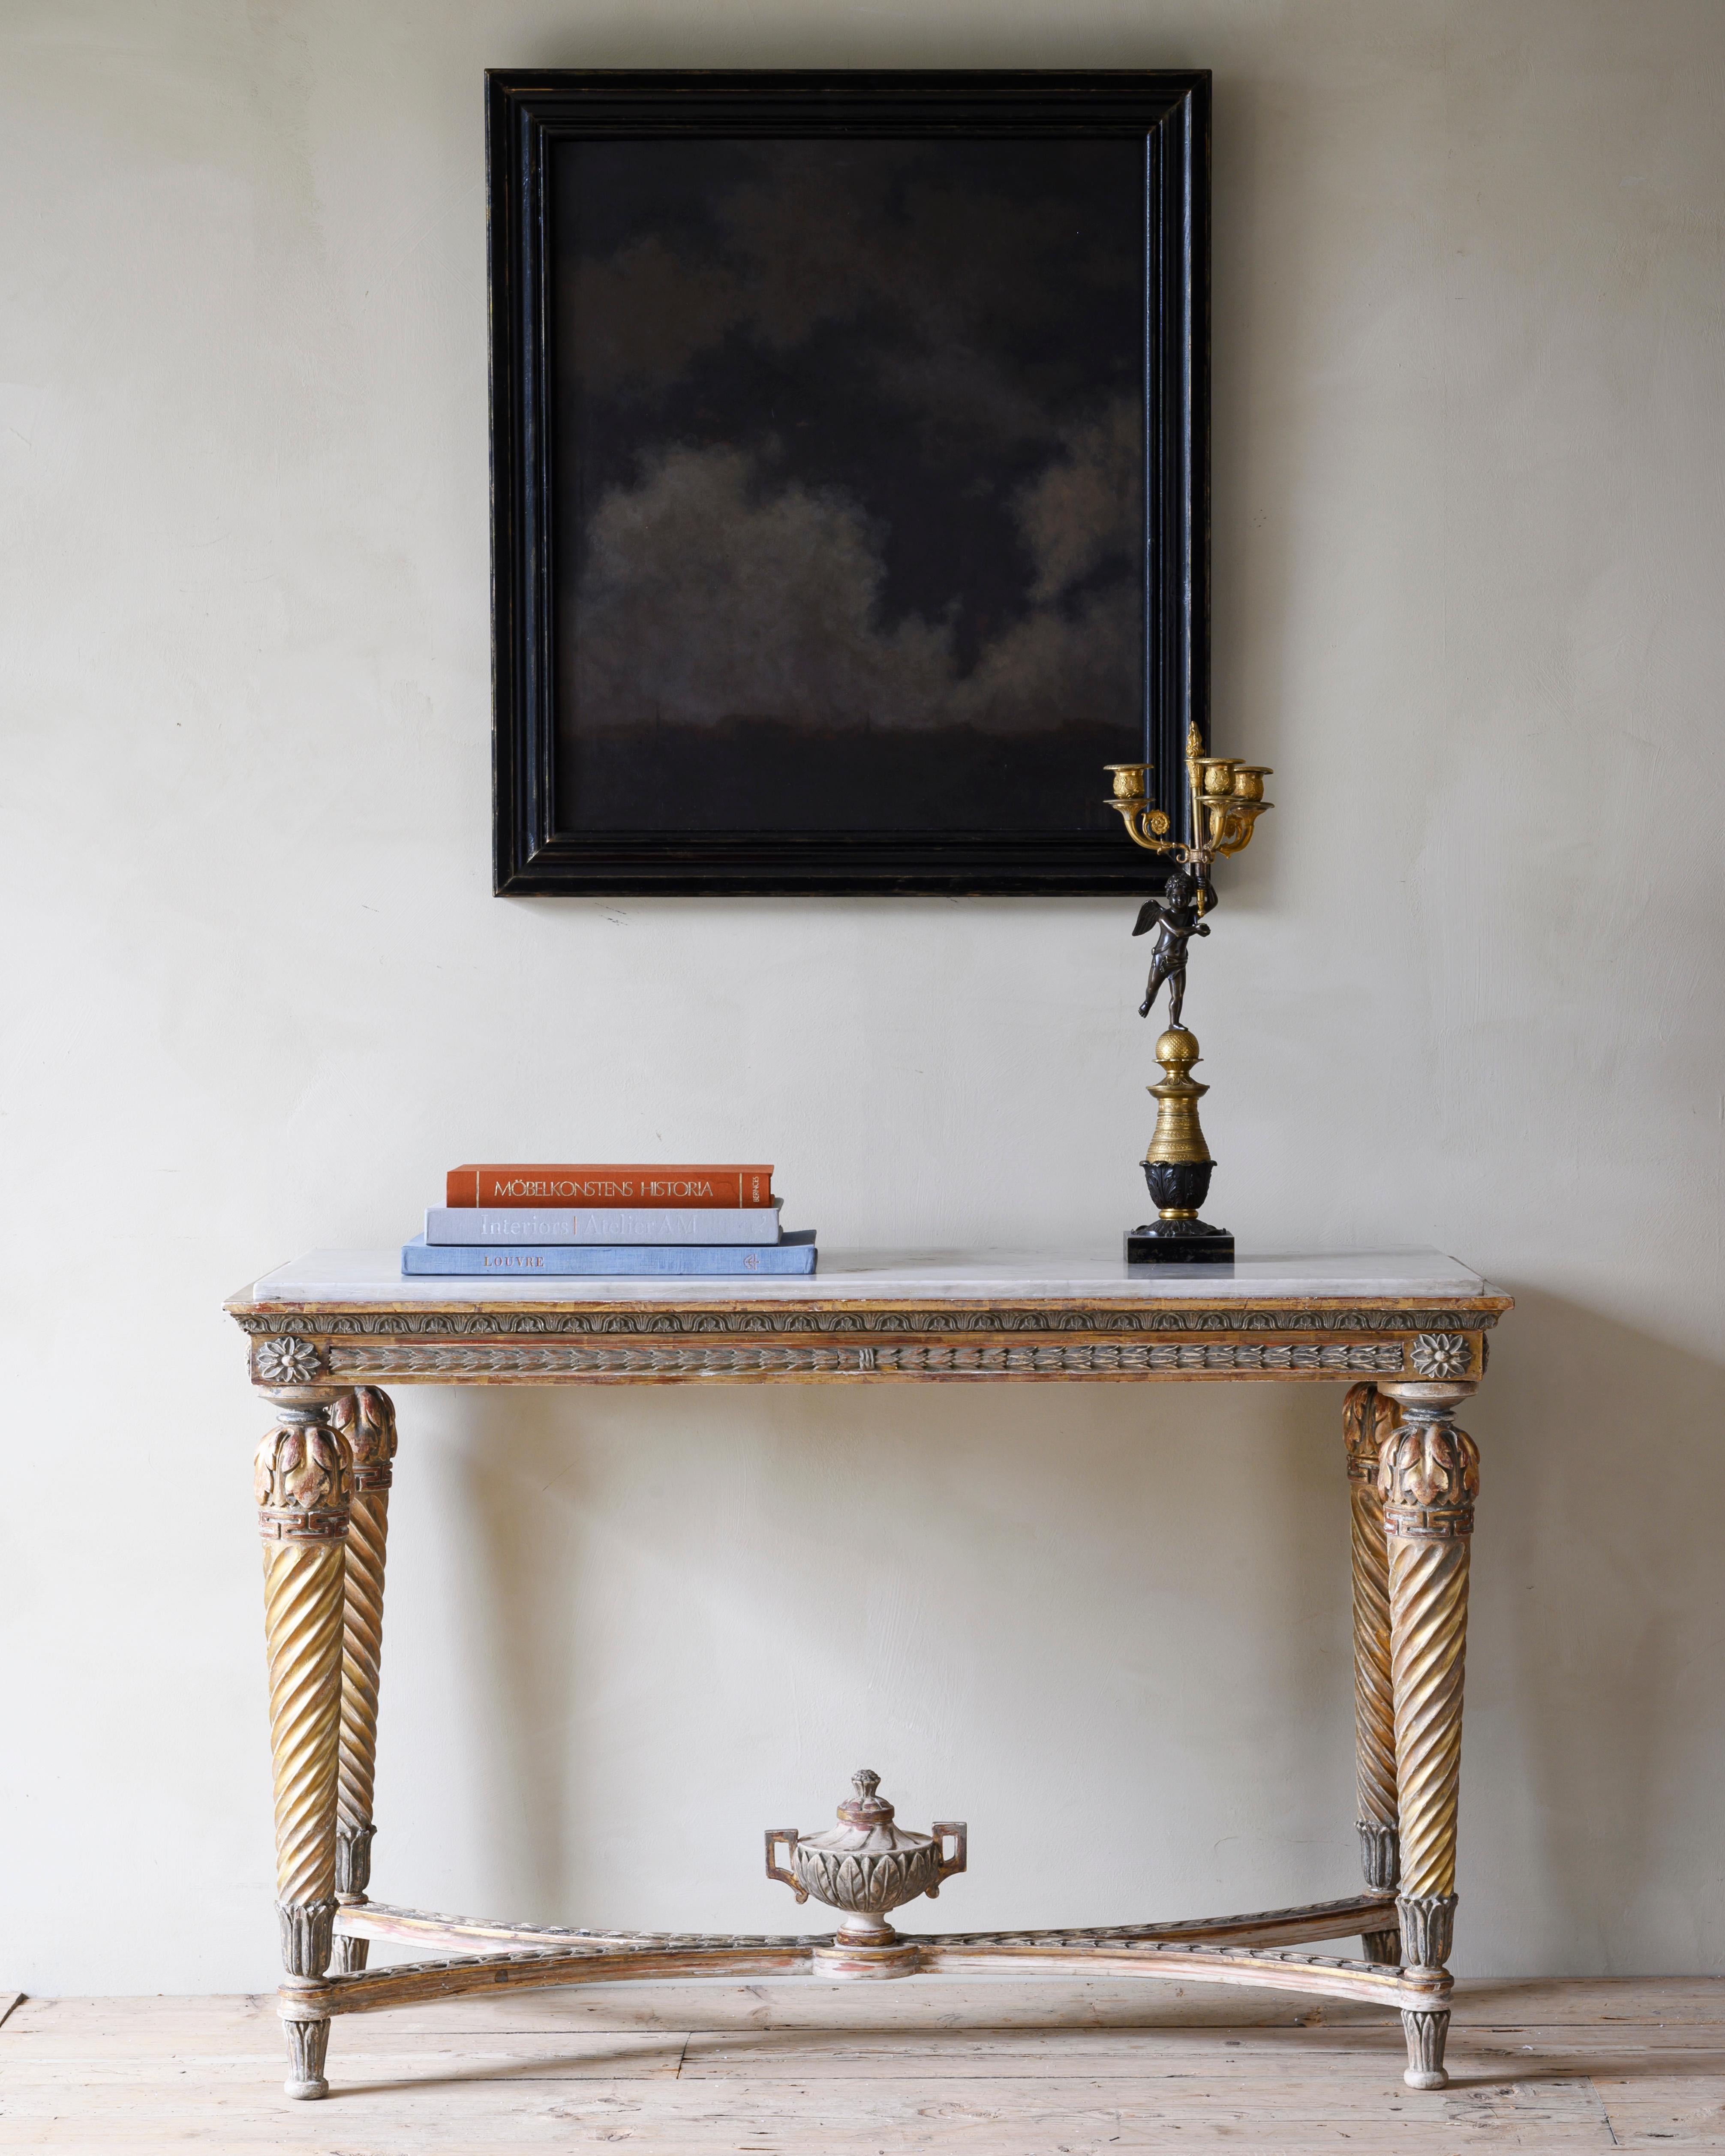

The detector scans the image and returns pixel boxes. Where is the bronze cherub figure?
[1132,868,1216,1027]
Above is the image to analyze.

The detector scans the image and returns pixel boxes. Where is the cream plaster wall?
[2,0,1722,1993]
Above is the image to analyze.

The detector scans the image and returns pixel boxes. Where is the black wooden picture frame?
[489,69,1210,895]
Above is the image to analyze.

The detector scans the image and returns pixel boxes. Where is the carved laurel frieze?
[234,1305,1493,1343]
[324,1338,1412,1380]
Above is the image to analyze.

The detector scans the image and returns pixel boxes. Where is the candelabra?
[1104,725,1272,1265]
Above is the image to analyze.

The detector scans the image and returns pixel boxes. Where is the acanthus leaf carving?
[1378,1412,1479,1538]
[255,1412,353,1533]
[1343,1382,1400,1480]
[329,1387,397,1489]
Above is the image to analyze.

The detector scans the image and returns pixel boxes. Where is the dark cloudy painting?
[548,137,1145,836]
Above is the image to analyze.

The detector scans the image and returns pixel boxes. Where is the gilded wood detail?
[323,1337,1412,1380]
[326,1388,395,1931]
[1378,1387,1476,1939]
[234,1304,1499,1340]
[1387,1534,1470,1907]
[261,1534,347,1915]
[337,1888,1397,1960]
[294,1936,1442,2020]
[1344,1384,1399,1850]
[1378,1407,1479,1542]
[256,1407,352,1967]
[229,1274,1503,2099]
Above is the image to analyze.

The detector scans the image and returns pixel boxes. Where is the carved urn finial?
[839,1769,890,1826]
[765,1769,968,1974]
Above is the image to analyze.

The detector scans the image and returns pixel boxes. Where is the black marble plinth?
[1125,1222,1235,1267]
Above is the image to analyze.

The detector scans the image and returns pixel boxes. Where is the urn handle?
[764,1828,807,1902]
[930,1820,967,1895]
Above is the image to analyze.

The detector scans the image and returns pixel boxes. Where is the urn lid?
[799,1769,933,1856]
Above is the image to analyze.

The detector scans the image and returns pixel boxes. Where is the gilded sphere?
[1157,1027,1199,1065]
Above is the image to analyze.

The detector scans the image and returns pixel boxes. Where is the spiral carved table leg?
[1344,1383,1401,1964]
[256,1390,354,2100]
[328,1387,397,1975]
[1377,1378,1479,2092]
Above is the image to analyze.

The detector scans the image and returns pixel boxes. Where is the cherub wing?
[1132,899,1165,938]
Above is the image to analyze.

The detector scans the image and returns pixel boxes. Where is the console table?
[225,1248,1509,2101]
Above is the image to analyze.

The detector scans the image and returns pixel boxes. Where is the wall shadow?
[431,1282,1725,1975]
[1463,1283,1725,1973]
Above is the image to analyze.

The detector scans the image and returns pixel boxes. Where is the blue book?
[401,1232,816,1277]
[424,1204,782,1246]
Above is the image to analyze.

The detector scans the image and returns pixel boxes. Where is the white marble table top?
[230,1247,1501,1310]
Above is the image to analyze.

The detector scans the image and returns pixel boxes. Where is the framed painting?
[489,69,1209,895]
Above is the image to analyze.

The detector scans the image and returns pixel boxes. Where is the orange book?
[446,1164,775,1208]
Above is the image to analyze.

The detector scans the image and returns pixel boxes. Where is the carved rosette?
[256,1405,353,1979]
[255,1334,326,1386]
[1410,1333,1472,1380]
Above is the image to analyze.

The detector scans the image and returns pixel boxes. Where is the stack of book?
[401,1163,816,1277]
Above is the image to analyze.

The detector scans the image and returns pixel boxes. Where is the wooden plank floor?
[4,1976,1725,2150]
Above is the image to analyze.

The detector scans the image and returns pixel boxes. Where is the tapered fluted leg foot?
[1401,2006,1450,2089]
[282,2014,331,2099]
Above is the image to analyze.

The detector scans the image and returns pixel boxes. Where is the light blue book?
[424,1204,781,1246]
[401,1232,816,1277]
